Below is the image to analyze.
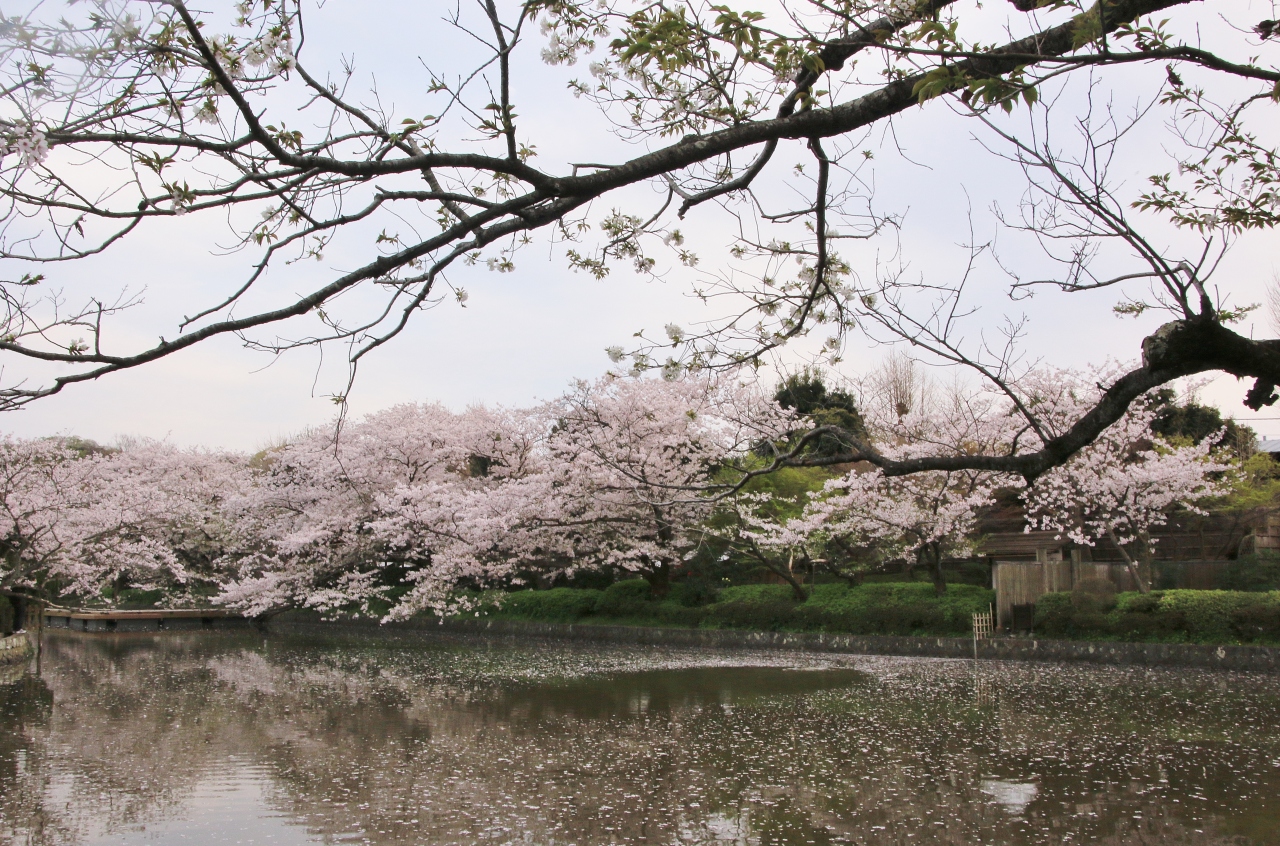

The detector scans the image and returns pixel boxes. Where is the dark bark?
[745,319,1280,485]
[919,542,948,597]
[643,560,671,598]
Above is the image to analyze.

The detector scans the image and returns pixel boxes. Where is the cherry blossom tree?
[363,373,794,616]
[61,441,252,600]
[1022,381,1234,592]
[795,384,1014,594]
[537,373,794,595]
[0,436,249,602]
[0,436,97,597]
[213,403,510,617]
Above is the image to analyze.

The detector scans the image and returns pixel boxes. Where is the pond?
[2,629,1279,845]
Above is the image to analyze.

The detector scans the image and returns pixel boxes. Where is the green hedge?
[1035,589,1280,644]
[594,579,653,617]
[490,587,604,622]
[481,581,994,637]
[795,583,993,636]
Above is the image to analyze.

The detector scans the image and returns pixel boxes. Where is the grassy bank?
[476,580,995,638]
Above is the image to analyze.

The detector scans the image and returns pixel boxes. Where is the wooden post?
[972,604,993,660]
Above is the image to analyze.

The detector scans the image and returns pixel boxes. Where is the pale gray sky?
[1,0,1276,449]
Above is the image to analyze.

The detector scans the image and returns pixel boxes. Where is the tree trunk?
[646,505,675,599]
[643,560,671,598]
[781,550,810,601]
[920,542,947,596]
[751,548,809,600]
[1107,529,1150,594]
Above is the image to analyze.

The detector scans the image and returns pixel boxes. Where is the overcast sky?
[1,0,1277,450]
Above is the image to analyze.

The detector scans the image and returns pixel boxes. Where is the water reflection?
[1,629,1279,845]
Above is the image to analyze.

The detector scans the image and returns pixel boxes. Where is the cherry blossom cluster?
[0,436,249,599]
[0,368,1239,610]
[1021,372,1234,591]
[735,384,1021,590]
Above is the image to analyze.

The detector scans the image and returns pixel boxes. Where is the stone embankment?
[0,632,33,665]
[43,607,252,633]
[269,615,1280,673]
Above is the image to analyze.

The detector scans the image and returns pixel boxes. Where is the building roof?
[1258,438,1280,454]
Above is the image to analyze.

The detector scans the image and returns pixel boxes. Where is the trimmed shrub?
[1155,590,1272,642]
[495,588,602,622]
[796,602,948,636]
[667,579,719,608]
[595,579,654,617]
[716,584,797,605]
[800,582,993,636]
[1230,603,1280,641]
[1033,589,1280,644]
[654,601,710,627]
[0,595,13,635]
[1034,592,1075,636]
[484,580,994,637]
[703,598,798,630]
[1071,577,1117,613]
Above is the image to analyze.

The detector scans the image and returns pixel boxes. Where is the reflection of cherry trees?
[5,632,1280,845]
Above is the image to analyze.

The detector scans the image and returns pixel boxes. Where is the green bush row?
[1035,589,1280,644]
[479,580,995,637]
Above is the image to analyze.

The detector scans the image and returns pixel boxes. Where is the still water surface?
[2,629,1280,845]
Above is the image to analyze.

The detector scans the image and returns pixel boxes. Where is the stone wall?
[0,631,33,665]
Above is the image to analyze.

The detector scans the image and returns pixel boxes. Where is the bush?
[1033,588,1280,644]
[1034,592,1075,636]
[0,595,13,635]
[800,582,993,636]
[494,588,602,622]
[716,584,797,605]
[1230,603,1280,641]
[797,602,948,635]
[667,579,719,608]
[703,598,798,630]
[482,579,995,637]
[1155,590,1272,642]
[595,579,654,617]
[1072,577,1117,613]
[654,601,710,627]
